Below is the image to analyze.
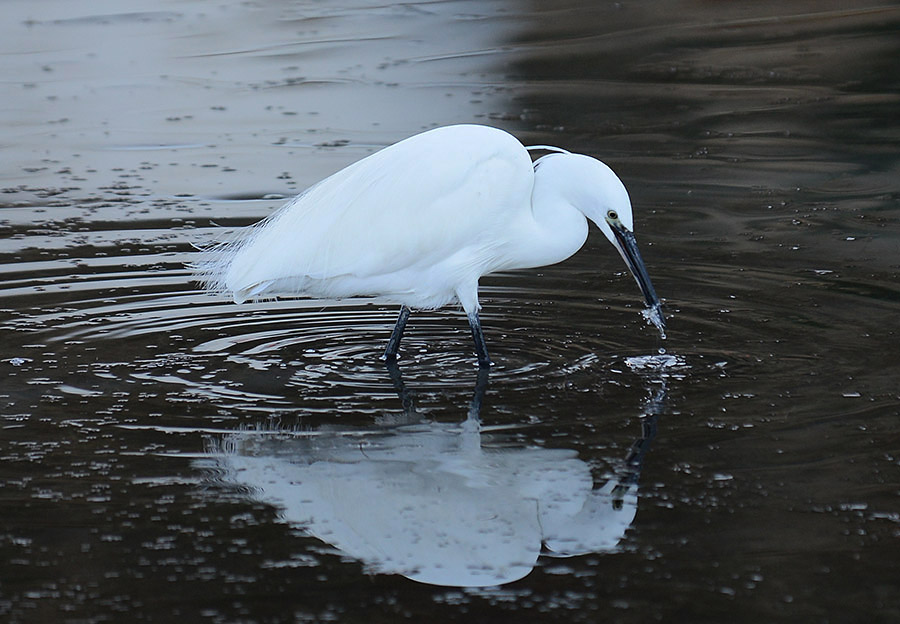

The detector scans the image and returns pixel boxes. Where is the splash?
[624,353,686,372]
[642,303,667,339]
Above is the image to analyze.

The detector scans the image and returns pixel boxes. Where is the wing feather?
[195,125,534,304]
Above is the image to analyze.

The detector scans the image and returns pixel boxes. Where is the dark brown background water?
[2,0,899,622]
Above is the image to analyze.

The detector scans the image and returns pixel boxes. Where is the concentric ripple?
[10,200,889,421]
[4,213,684,415]
[15,190,889,418]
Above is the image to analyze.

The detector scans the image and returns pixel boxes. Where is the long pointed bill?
[610,224,666,336]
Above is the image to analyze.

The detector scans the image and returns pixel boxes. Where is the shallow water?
[2,0,899,622]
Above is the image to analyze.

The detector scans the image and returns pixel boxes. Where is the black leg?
[381,305,411,361]
[466,310,492,368]
[383,356,416,418]
[467,365,491,421]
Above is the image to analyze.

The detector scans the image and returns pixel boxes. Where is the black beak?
[610,224,665,333]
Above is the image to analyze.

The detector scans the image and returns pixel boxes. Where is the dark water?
[2,0,899,622]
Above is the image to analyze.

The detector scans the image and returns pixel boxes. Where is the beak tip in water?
[642,302,667,338]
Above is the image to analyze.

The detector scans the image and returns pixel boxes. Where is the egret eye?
[607,210,618,220]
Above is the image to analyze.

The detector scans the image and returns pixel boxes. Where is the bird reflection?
[210,363,666,587]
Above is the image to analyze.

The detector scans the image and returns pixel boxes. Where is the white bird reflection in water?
[208,366,666,587]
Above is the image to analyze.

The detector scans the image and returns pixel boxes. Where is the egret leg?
[383,356,416,419]
[466,310,492,368]
[467,365,491,421]
[381,305,411,361]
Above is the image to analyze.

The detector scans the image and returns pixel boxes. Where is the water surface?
[2,0,899,622]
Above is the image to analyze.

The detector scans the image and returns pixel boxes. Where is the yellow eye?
[607,210,618,220]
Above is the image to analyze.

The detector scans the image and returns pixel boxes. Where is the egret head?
[535,153,665,333]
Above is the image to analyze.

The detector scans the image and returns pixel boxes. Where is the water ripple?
[3,235,684,410]
[8,207,887,413]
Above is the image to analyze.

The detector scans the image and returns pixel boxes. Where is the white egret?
[195,124,664,366]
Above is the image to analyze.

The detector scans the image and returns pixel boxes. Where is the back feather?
[191,125,534,305]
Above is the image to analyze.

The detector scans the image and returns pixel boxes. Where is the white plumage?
[195,124,663,365]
